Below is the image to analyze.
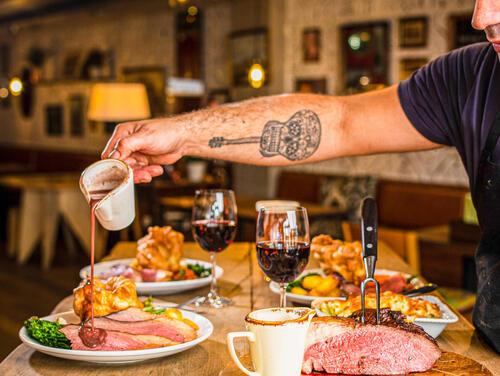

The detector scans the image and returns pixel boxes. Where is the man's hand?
[101,118,185,183]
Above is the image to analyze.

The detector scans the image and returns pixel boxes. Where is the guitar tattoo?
[208,109,321,161]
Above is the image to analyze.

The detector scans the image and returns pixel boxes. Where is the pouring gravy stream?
[78,189,112,348]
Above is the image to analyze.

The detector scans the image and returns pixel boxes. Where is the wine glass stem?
[210,252,218,296]
[279,282,287,307]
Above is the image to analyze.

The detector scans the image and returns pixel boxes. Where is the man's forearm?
[177,94,346,166]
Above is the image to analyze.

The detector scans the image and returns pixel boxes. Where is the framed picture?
[122,66,166,116]
[303,28,321,62]
[449,14,487,49]
[341,22,389,94]
[399,17,428,48]
[45,104,64,136]
[0,44,10,76]
[230,28,268,87]
[295,78,327,94]
[69,95,84,136]
[399,58,428,81]
[62,51,82,79]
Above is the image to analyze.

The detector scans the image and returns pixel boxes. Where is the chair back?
[342,221,420,274]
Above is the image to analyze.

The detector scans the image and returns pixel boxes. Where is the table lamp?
[87,82,151,122]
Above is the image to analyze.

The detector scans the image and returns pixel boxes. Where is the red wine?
[192,220,237,253]
[256,241,310,283]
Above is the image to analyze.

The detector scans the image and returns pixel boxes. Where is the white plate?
[269,268,422,305]
[19,306,213,364]
[269,269,343,305]
[314,295,458,338]
[80,258,223,295]
[411,295,459,338]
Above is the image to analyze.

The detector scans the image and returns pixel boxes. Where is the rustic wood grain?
[220,352,493,376]
[1,241,498,375]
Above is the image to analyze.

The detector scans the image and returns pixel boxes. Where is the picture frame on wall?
[0,44,10,76]
[45,104,64,136]
[122,66,166,116]
[230,28,268,87]
[449,14,487,49]
[302,28,321,62]
[69,95,84,136]
[399,58,428,81]
[341,22,389,94]
[62,51,82,79]
[295,78,327,94]
[399,17,428,48]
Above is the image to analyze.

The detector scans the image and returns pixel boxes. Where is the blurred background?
[0,0,483,359]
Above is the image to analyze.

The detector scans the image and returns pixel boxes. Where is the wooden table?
[0,173,107,268]
[1,242,498,375]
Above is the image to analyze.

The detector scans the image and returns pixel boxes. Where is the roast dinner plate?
[19,306,213,364]
[80,258,223,295]
[269,268,424,305]
[314,295,458,338]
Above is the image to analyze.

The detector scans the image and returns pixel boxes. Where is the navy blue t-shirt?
[398,42,500,192]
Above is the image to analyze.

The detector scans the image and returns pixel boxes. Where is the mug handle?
[227,332,260,376]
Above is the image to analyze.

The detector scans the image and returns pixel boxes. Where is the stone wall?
[0,0,176,153]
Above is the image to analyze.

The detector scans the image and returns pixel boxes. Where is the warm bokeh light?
[188,6,198,16]
[360,31,371,42]
[9,77,23,96]
[248,63,265,89]
[0,87,8,99]
[359,76,370,86]
[348,34,361,50]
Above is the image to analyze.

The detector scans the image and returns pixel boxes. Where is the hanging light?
[248,63,265,89]
[9,77,23,96]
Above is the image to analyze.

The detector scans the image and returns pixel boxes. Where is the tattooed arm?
[102,85,438,183]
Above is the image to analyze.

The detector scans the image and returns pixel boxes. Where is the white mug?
[79,159,135,231]
[227,307,315,376]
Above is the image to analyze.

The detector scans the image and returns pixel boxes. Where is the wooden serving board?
[220,352,493,376]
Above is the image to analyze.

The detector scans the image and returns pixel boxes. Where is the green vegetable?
[286,273,321,292]
[143,296,166,315]
[24,317,71,349]
[188,263,211,278]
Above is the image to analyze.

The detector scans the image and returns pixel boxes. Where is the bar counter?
[0,242,497,375]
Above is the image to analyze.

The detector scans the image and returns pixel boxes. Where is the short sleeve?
[398,44,486,147]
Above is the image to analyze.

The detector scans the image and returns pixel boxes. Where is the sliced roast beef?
[90,315,196,343]
[302,309,441,375]
[60,307,197,350]
[106,307,157,322]
[60,325,178,351]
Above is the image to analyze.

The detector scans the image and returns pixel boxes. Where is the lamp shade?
[87,83,151,121]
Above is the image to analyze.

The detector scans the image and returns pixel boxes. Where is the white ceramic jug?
[79,159,135,231]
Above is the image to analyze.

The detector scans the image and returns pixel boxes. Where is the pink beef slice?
[60,325,178,351]
[302,309,441,375]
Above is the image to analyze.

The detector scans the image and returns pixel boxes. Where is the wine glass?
[191,189,237,308]
[256,206,310,307]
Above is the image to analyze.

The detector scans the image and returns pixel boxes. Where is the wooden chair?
[342,221,420,274]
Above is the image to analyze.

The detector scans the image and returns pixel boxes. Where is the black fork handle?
[361,197,378,260]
